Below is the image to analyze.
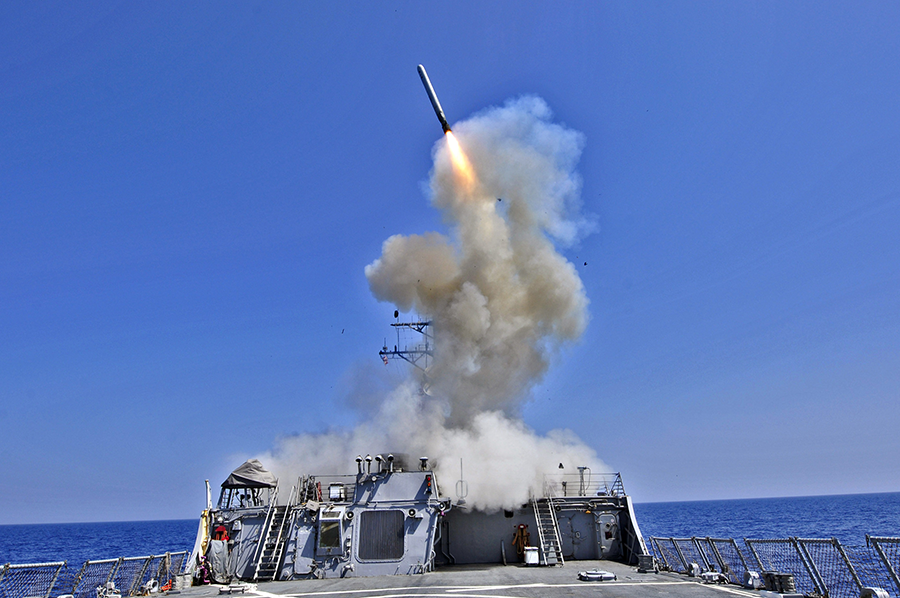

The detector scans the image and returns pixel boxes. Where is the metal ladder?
[252,487,295,581]
[531,496,564,566]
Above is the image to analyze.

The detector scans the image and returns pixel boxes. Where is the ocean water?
[1,492,898,565]
[633,491,900,546]
[0,519,197,566]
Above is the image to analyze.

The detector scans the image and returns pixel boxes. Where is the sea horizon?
[633,491,900,545]
[634,488,900,506]
[2,489,897,527]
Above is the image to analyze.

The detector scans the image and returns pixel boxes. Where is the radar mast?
[379,314,433,393]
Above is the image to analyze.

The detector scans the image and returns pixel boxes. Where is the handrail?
[529,494,547,566]
[545,492,564,565]
[251,486,279,581]
[541,471,624,498]
[267,485,296,579]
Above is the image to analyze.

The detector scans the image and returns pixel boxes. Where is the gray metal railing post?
[705,537,728,574]
[159,553,170,584]
[692,537,713,571]
[650,538,669,569]
[744,539,765,571]
[0,563,8,586]
[70,560,90,596]
[672,538,689,571]
[660,538,675,570]
[128,557,153,596]
[169,551,187,580]
[868,536,900,597]
[45,562,66,598]
[714,538,749,583]
[730,538,750,573]
[794,538,828,597]
[106,557,123,587]
[832,538,863,595]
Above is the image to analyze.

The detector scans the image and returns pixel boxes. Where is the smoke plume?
[258,96,606,511]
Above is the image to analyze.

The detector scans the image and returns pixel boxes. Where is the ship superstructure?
[188,456,646,582]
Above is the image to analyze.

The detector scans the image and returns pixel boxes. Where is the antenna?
[379,314,434,392]
[577,466,591,496]
[455,458,468,506]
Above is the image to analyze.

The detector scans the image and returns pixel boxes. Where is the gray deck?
[176,561,757,598]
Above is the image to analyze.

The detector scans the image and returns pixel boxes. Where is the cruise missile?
[417,64,451,133]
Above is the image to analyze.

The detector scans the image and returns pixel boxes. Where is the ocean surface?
[633,491,900,546]
[0,519,197,567]
[1,492,898,565]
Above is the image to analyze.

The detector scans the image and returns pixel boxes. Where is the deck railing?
[648,535,900,598]
[0,552,188,598]
[542,471,625,498]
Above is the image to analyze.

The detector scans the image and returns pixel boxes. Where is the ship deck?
[175,561,757,598]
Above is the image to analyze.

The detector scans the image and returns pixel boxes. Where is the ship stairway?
[531,497,564,566]
[253,486,295,582]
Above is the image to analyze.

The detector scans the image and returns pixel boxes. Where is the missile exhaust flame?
[445,131,476,189]
[416,65,476,189]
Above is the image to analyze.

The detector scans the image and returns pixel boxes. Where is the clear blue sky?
[2,2,898,524]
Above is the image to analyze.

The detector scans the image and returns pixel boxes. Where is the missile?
[417,64,451,133]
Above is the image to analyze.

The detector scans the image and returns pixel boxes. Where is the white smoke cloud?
[257,96,607,511]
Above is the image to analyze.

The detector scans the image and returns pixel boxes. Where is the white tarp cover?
[221,459,277,488]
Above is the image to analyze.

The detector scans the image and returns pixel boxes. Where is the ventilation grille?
[358,510,405,561]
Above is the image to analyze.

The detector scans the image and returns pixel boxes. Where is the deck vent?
[358,510,405,561]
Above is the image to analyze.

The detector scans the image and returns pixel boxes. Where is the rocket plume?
[258,96,603,511]
[444,131,475,189]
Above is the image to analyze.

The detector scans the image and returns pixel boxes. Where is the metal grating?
[0,562,66,598]
[159,552,188,587]
[357,510,405,561]
[111,557,151,596]
[868,536,900,596]
[673,538,707,571]
[70,558,120,598]
[708,538,750,584]
[649,537,686,572]
[745,538,819,594]
[844,544,897,596]
[1,550,188,598]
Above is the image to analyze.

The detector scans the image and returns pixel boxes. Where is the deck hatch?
[358,510,405,561]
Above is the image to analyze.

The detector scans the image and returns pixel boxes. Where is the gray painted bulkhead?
[435,497,640,566]
[206,507,270,581]
[435,506,538,565]
[202,467,646,582]
[282,470,443,579]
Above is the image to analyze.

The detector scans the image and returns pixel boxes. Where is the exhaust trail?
[258,82,602,511]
